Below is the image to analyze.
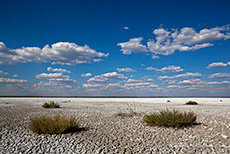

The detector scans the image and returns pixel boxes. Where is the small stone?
[221,134,228,139]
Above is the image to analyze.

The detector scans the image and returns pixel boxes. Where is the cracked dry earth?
[0,98,230,153]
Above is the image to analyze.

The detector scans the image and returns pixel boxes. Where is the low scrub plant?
[42,101,60,108]
[143,109,197,128]
[116,103,139,118]
[116,112,139,117]
[186,101,198,105]
[29,113,79,134]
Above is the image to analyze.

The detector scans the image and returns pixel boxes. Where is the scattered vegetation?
[42,101,60,108]
[143,109,197,128]
[186,101,198,105]
[29,113,79,134]
[116,103,139,118]
[167,100,171,103]
[62,100,71,103]
[116,112,139,117]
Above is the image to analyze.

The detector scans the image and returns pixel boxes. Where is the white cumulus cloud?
[35,72,76,87]
[82,83,103,88]
[126,79,143,83]
[206,81,230,85]
[0,70,8,76]
[209,73,230,78]
[81,73,92,77]
[36,73,69,79]
[87,72,127,83]
[117,68,136,72]
[0,77,28,84]
[178,79,202,85]
[117,37,148,55]
[93,59,103,62]
[47,67,70,73]
[207,62,227,69]
[0,42,109,65]
[167,85,181,88]
[118,25,230,56]
[151,55,160,59]
[124,79,158,89]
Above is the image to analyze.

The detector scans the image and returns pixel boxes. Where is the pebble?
[221,134,228,139]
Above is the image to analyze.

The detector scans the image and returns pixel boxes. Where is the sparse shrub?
[186,101,198,105]
[62,100,71,103]
[143,109,197,128]
[42,101,60,108]
[29,113,79,134]
[116,112,139,118]
[167,100,171,103]
[116,103,139,118]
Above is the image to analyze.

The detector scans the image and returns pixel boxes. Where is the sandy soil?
[0,97,230,153]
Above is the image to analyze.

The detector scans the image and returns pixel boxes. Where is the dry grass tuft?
[143,109,197,128]
[186,101,198,105]
[42,101,60,108]
[29,113,79,134]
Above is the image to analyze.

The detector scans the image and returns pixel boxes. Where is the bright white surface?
[0,97,229,106]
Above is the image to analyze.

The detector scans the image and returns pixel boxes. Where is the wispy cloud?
[158,72,202,81]
[124,82,158,88]
[146,65,183,73]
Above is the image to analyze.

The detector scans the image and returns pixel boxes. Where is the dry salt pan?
[0,97,230,153]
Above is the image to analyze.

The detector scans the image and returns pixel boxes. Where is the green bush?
[29,113,79,134]
[186,101,198,105]
[42,101,60,108]
[143,109,197,128]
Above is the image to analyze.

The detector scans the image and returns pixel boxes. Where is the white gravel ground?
[0,97,230,153]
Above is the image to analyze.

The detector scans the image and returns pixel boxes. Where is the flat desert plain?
[0,97,230,153]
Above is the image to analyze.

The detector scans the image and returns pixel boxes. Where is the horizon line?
[0,96,230,98]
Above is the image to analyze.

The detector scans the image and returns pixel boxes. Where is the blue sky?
[0,0,230,96]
